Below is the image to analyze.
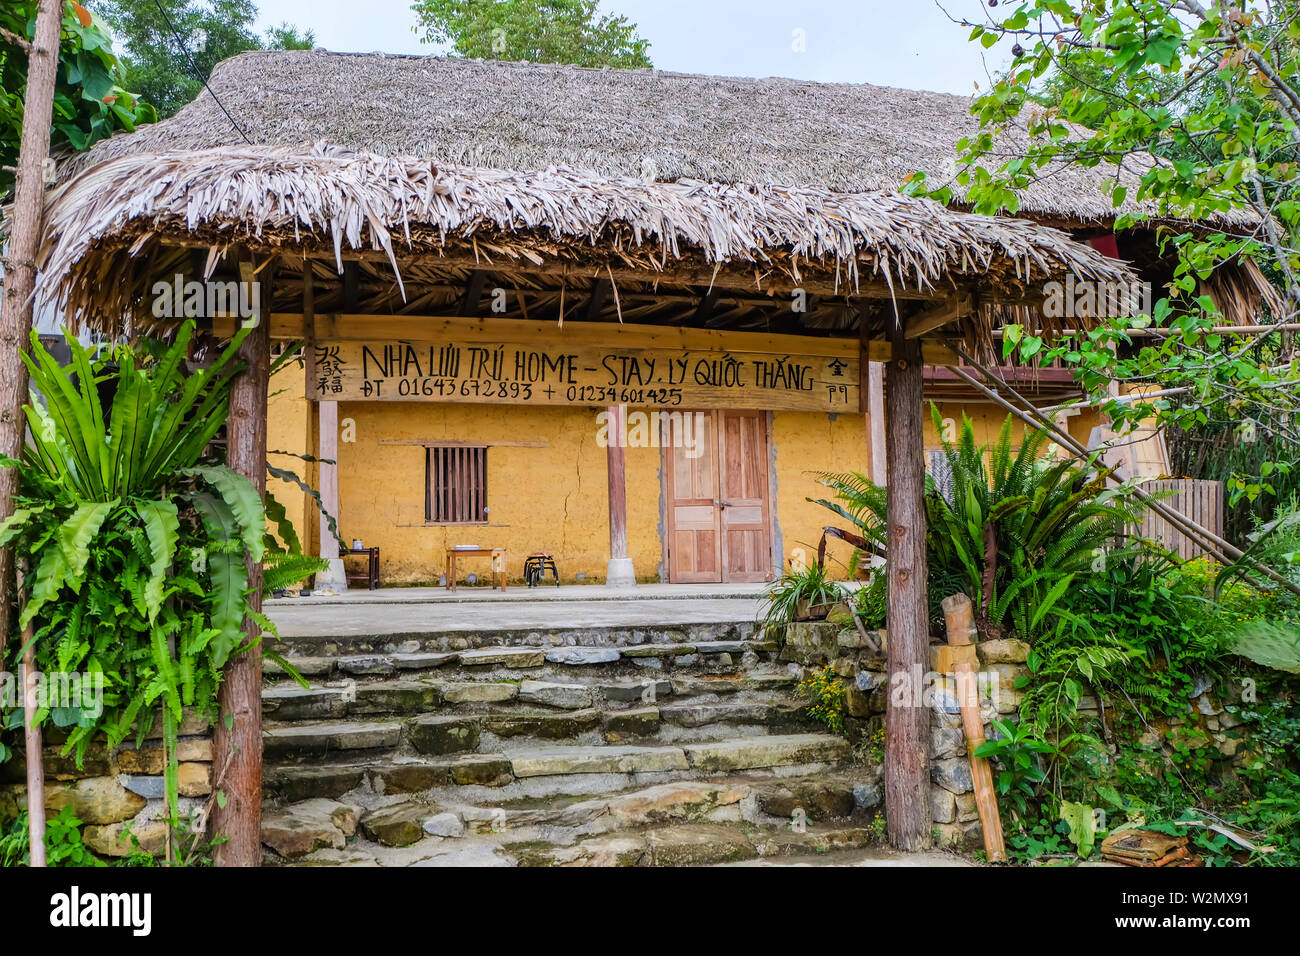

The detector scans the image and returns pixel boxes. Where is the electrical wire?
[149,0,253,144]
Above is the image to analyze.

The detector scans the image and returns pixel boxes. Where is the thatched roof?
[37,142,1137,344]
[64,50,1164,226]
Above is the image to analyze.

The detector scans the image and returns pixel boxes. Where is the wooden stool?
[445,547,507,592]
[341,546,380,589]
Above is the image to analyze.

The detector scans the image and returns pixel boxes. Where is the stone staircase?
[258,618,884,866]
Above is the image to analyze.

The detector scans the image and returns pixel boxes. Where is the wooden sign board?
[307,323,859,412]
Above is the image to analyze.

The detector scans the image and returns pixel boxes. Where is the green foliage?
[1029,551,1228,736]
[412,0,652,68]
[1,807,105,867]
[974,718,1057,817]
[96,0,314,118]
[848,570,887,630]
[0,323,306,840]
[1059,800,1098,857]
[759,562,846,637]
[795,665,845,735]
[263,551,328,595]
[0,1,155,195]
[921,0,1300,529]
[1233,622,1300,674]
[812,411,1139,637]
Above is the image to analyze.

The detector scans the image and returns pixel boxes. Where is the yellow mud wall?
[262,376,1104,587]
[771,402,1103,583]
[334,403,634,585]
[266,363,313,548]
[771,410,872,580]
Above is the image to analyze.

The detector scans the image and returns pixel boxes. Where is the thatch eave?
[35,143,1138,354]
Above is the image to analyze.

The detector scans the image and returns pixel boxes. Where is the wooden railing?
[1137,479,1225,561]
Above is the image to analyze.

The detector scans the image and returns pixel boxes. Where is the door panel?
[719,411,773,583]
[665,411,721,583]
[664,410,773,583]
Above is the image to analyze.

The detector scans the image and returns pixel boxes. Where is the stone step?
[265,640,780,683]
[271,622,764,659]
[263,720,403,760]
[264,766,884,864]
[264,731,856,800]
[264,690,814,760]
[272,803,880,866]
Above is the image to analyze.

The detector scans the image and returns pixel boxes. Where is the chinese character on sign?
[827,358,847,377]
[315,345,344,396]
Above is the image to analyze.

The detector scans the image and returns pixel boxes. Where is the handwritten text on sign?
[309,340,859,411]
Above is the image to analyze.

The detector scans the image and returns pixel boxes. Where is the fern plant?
[0,323,307,830]
[811,409,1143,639]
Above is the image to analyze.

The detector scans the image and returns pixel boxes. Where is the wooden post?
[319,401,340,561]
[212,262,271,866]
[940,592,1007,862]
[605,404,635,586]
[0,0,63,867]
[883,324,931,850]
[865,361,886,485]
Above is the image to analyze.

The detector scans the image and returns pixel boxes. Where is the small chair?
[524,553,559,587]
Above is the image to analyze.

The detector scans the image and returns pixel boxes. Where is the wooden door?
[664,410,722,582]
[718,410,772,582]
[664,410,772,583]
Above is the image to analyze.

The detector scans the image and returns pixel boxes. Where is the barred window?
[426,445,488,523]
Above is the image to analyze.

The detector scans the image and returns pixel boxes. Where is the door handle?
[713,499,730,509]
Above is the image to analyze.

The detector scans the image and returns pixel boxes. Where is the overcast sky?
[251,0,1009,95]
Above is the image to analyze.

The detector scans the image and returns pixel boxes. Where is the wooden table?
[445,547,507,592]
[341,546,380,590]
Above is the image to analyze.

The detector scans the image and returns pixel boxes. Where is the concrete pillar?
[605,404,636,587]
[314,399,348,591]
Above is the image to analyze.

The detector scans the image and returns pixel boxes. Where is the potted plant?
[761,562,848,637]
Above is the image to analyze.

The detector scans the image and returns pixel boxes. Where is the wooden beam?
[904,293,973,339]
[159,240,957,300]
[941,593,1006,861]
[342,261,360,311]
[884,323,932,851]
[213,258,271,867]
[586,278,611,322]
[693,287,719,325]
[211,313,962,366]
[458,270,489,317]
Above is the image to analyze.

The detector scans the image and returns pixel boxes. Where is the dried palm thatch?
[60,50,1248,230]
[37,142,1138,341]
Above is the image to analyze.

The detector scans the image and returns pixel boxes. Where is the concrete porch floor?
[264,582,783,639]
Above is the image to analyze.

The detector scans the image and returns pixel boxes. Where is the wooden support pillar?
[213,271,271,867]
[883,325,932,850]
[605,404,635,587]
[318,401,340,558]
[865,361,886,485]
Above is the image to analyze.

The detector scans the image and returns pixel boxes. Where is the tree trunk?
[212,284,271,866]
[883,329,931,850]
[0,0,64,868]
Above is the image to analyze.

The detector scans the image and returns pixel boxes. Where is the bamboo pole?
[943,351,1300,598]
[0,0,63,868]
[948,363,1241,568]
[19,618,44,867]
[941,593,1005,863]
